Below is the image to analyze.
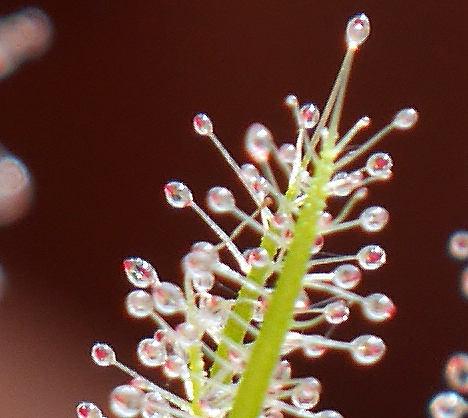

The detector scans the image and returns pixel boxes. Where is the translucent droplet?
[281,332,303,355]
[324,300,350,324]
[278,143,296,164]
[272,359,292,382]
[284,94,299,108]
[357,245,386,270]
[206,186,235,213]
[291,377,321,410]
[346,14,370,49]
[126,290,153,318]
[333,264,361,289]
[164,181,193,208]
[244,247,270,269]
[141,391,171,418]
[350,334,386,365]
[137,338,166,367]
[366,152,393,178]
[448,231,468,260]
[362,293,396,322]
[109,385,144,418]
[460,266,468,299]
[193,113,213,136]
[429,392,468,418]
[299,103,320,129]
[314,411,344,418]
[76,402,103,418]
[174,322,199,347]
[359,206,389,232]
[152,282,187,315]
[392,108,418,130]
[189,270,215,293]
[329,171,360,196]
[198,293,229,333]
[295,289,311,312]
[262,408,284,418]
[245,123,273,163]
[446,353,468,394]
[182,241,219,274]
[303,335,328,358]
[123,257,159,288]
[163,355,188,379]
[91,342,115,366]
[311,235,324,255]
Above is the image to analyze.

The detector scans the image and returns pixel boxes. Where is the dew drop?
[91,342,115,366]
[152,282,187,315]
[392,108,418,130]
[429,392,468,418]
[123,257,159,288]
[324,300,350,324]
[303,335,328,358]
[137,338,166,367]
[346,14,370,49]
[291,377,321,410]
[333,264,361,289]
[262,408,284,418]
[460,267,468,299]
[311,235,324,255]
[448,231,468,260]
[359,206,389,232]
[349,334,386,365]
[76,402,103,418]
[299,103,320,129]
[126,290,153,318]
[174,322,199,347]
[193,113,213,136]
[361,293,396,322]
[141,391,171,418]
[365,152,393,178]
[109,385,144,418]
[278,143,296,165]
[244,247,270,269]
[284,94,299,108]
[189,270,215,293]
[281,332,303,355]
[164,181,193,208]
[206,186,235,213]
[245,123,273,163]
[182,241,219,274]
[446,353,468,394]
[329,171,360,196]
[163,355,189,379]
[357,245,386,270]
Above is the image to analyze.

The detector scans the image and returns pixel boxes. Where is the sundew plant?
[77,14,418,418]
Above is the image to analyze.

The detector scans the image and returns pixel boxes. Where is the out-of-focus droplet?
[357,245,386,270]
[76,402,103,418]
[109,385,144,418]
[164,181,193,208]
[278,143,296,165]
[206,186,235,213]
[303,335,327,358]
[91,343,115,366]
[349,334,385,365]
[449,231,468,260]
[429,391,468,418]
[244,247,270,269]
[141,391,171,418]
[393,108,418,130]
[245,123,273,163]
[346,14,370,49]
[460,267,468,300]
[446,353,468,394]
[123,257,159,288]
[193,113,213,136]
[0,156,33,225]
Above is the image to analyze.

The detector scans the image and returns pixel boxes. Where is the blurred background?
[0,1,466,417]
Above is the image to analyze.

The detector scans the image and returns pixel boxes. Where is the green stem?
[228,155,334,418]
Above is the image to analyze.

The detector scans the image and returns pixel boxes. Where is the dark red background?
[0,1,466,417]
